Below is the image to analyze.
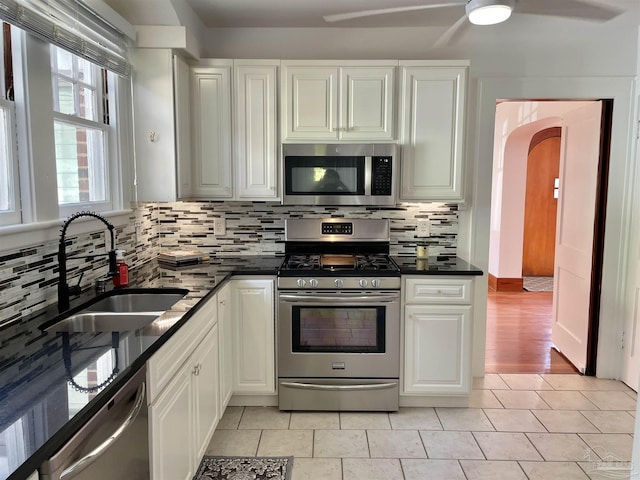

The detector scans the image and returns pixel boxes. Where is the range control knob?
[359,279,368,288]
[334,278,344,288]
[371,279,381,288]
[309,279,319,288]
[296,278,307,288]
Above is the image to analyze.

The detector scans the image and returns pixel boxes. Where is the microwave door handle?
[59,382,146,480]
[364,156,372,196]
[278,294,398,303]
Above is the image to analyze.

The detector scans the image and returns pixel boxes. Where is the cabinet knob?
[193,363,202,376]
[220,299,226,305]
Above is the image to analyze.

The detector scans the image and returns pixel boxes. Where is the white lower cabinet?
[148,293,219,480]
[231,278,275,394]
[217,282,233,409]
[149,359,194,480]
[192,324,220,464]
[403,277,473,395]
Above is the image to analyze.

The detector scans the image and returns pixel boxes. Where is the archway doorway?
[486,100,611,375]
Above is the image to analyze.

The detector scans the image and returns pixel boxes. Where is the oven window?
[291,305,385,353]
[285,156,365,195]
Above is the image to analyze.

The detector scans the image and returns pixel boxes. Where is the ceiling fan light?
[466,0,514,25]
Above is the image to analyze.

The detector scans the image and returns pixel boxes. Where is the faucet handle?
[68,272,84,296]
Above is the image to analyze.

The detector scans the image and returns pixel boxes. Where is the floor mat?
[194,456,293,480]
[523,276,553,292]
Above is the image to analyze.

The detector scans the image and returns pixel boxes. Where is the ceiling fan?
[323,0,623,46]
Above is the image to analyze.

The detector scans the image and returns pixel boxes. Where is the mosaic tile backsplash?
[0,201,457,326]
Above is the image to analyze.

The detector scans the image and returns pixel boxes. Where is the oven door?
[277,291,400,378]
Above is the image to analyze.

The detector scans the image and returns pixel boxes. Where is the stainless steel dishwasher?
[39,366,149,480]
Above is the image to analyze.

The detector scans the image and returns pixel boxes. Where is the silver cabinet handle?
[60,382,146,480]
[280,381,397,391]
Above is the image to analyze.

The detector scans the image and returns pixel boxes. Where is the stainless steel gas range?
[277,218,400,412]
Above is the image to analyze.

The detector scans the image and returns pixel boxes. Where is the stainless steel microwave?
[282,143,398,206]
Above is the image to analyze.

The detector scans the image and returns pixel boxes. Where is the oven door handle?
[280,381,398,391]
[278,294,399,303]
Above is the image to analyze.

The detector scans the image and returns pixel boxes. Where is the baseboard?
[229,394,278,407]
[488,274,523,292]
[400,395,469,408]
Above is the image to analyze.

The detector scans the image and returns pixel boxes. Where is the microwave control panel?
[371,157,393,195]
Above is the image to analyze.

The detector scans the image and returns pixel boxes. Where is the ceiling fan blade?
[433,14,469,47]
[516,0,623,21]
[323,2,465,23]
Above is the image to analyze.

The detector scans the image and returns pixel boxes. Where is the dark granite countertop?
[392,256,483,275]
[1,253,480,479]
[0,255,282,480]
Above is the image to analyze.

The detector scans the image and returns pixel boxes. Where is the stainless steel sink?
[43,288,189,333]
[45,312,161,333]
[82,292,187,313]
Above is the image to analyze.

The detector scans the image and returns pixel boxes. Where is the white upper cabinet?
[399,61,468,201]
[234,60,279,200]
[340,67,395,141]
[281,61,396,142]
[131,49,184,202]
[187,59,279,200]
[190,61,233,198]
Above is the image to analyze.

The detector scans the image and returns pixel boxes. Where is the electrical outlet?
[214,218,226,236]
[416,219,430,237]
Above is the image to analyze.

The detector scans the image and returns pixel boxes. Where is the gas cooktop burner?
[283,253,398,273]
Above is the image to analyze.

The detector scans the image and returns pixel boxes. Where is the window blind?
[0,0,130,77]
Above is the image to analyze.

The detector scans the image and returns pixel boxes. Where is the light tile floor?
[205,374,638,479]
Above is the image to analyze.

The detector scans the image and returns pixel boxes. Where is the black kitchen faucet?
[57,211,117,313]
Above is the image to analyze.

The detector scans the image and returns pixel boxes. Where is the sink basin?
[45,312,160,333]
[42,288,189,333]
[82,292,187,313]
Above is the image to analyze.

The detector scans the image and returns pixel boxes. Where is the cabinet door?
[235,63,279,199]
[399,65,467,201]
[282,66,339,141]
[191,64,233,198]
[341,67,395,141]
[231,278,275,394]
[149,361,194,480]
[175,54,192,198]
[217,283,233,409]
[192,324,220,470]
[404,304,472,395]
[131,48,178,202]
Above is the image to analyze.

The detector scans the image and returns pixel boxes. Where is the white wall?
[198,15,639,379]
[201,14,638,76]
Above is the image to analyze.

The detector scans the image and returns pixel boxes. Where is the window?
[0,24,19,226]
[51,46,110,209]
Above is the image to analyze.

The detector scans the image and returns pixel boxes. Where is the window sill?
[0,209,133,252]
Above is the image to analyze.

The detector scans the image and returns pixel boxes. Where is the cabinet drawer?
[405,278,472,304]
[147,294,217,404]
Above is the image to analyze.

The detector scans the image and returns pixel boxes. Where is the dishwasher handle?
[60,382,146,480]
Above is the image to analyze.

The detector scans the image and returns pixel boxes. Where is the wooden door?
[522,129,561,276]
[551,101,603,374]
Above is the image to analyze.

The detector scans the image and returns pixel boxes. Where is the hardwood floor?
[486,290,578,374]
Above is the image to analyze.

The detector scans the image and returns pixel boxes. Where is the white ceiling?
[103,0,640,29]
[184,0,639,28]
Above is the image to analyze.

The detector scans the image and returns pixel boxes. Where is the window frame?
[51,45,115,215]
[0,27,132,248]
[0,96,21,226]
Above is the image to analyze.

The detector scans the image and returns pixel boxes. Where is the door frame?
[586,99,614,375]
[460,76,635,380]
